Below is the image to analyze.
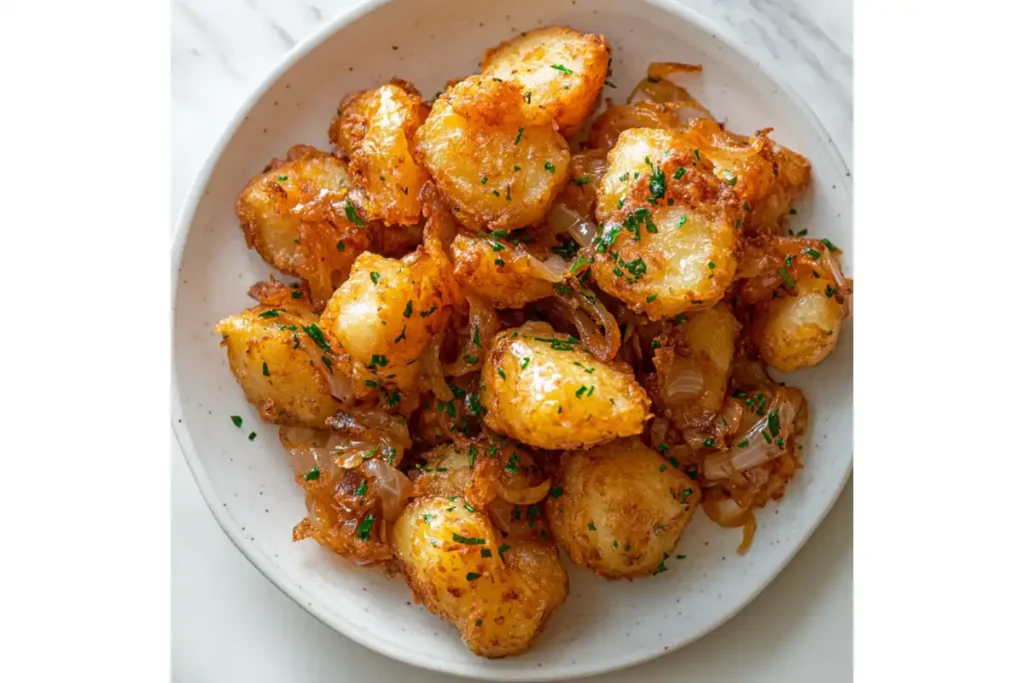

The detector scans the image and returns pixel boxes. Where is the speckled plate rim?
[171,1,852,679]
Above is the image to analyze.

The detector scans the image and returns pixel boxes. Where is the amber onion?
[443,292,499,377]
[661,364,704,401]
[422,333,454,401]
[494,478,552,506]
[551,288,621,361]
[329,371,354,404]
[703,390,801,479]
[363,459,414,522]
[702,491,751,527]
[547,202,600,246]
[525,253,571,282]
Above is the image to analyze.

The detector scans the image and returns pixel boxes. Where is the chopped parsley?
[587,521,596,531]
[550,487,564,499]
[514,127,524,145]
[290,290,304,299]
[345,199,366,227]
[647,293,658,302]
[572,176,591,185]
[257,309,284,319]
[403,300,413,318]
[702,437,715,448]
[230,415,243,428]
[497,367,506,380]
[370,271,380,284]
[778,268,796,288]
[505,452,520,473]
[804,247,822,260]
[247,432,257,441]
[544,161,556,173]
[521,357,531,369]
[498,543,510,559]
[727,174,738,187]
[356,514,375,541]
[452,533,486,545]
[551,64,574,74]
[708,261,716,270]
[301,323,332,352]
[303,467,320,481]
[355,480,367,497]
[393,326,407,343]
[822,238,838,252]
[369,354,388,368]
[674,167,686,180]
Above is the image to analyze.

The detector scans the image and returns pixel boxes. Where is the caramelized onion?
[703,389,801,479]
[443,292,499,377]
[526,254,571,282]
[552,288,621,361]
[329,371,354,404]
[702,492,751,528]
[662,365,704,401]
[363,459,413,522]
[422,333,454,401]
[548,202,600,246]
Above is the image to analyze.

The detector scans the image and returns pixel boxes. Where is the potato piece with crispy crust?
[329,80,430,226]
[450,234,562,309]
[319,248,451,401]
[591,128,742,319]
[481,322,650,450]
[480,26,610,134]
[414,76,570,232]
[678,118,811,235]
[215,296,340,429]
[392,496,567,658]
[653,304,740,430]
[545,438,700,579]
[753,267,845,372]
[235,145,372,309]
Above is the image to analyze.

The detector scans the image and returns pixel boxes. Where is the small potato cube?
[235,145,372,309]
[215,302,339,428]
[753,269,845,372]
[319,248,450,398]
[591,128,742,319]
[480,26,610,134]
[414,76,570,232]
[392,496,567,658]
[329,80,431,226]
[545,438,700,579]
[451,234,560,309]
[481,322,650,450]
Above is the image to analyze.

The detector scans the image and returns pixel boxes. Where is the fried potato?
[591,128,742,319]
[215,299,339,429]
[545,438,700,578]
[481,321,650,450]
[235,145,372,308]
[678,118,811,235]
[653,304,740,429]
[414,76,571,232]
[329,80,430,226]
[450,234,561,309]
[319,247,451,400]
[753,266,845,372]
[392,496,568,658]
[480,26,610,134]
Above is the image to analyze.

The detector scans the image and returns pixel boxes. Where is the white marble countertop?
[172,1,852,680]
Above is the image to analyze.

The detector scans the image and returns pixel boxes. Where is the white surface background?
[171,1,852,680]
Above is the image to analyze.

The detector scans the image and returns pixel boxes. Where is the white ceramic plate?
[172,0,852,679]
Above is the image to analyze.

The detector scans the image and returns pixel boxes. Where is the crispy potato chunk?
[546,438,700,578]
[654,304,740,429]
[591,128,741,319]
[329,81,430,226]
[392,496,568,658]
[481,322,650,450]
[215,299,339,429]
[678,118,811,235]
[319,248,450,399]
[235,145,371,309]
[450,234,560,309]
[753,269,845,372]
[414,76,570,232]
[480,26,610,134]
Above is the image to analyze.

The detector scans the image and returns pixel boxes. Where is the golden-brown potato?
[545,438,700,578]
[653,304,740,429]
[450,234,564,309]
[392,496,567,657]
[480,322,650,450]
[414,76,570,232]
[319,247,451,402]
[591,128,742,319]
[215,299,339,429]
[480,26,610,134]
[678,118,811,235]
[329,81,430,226]
[235,145,372,308]
[753,268,845,372]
